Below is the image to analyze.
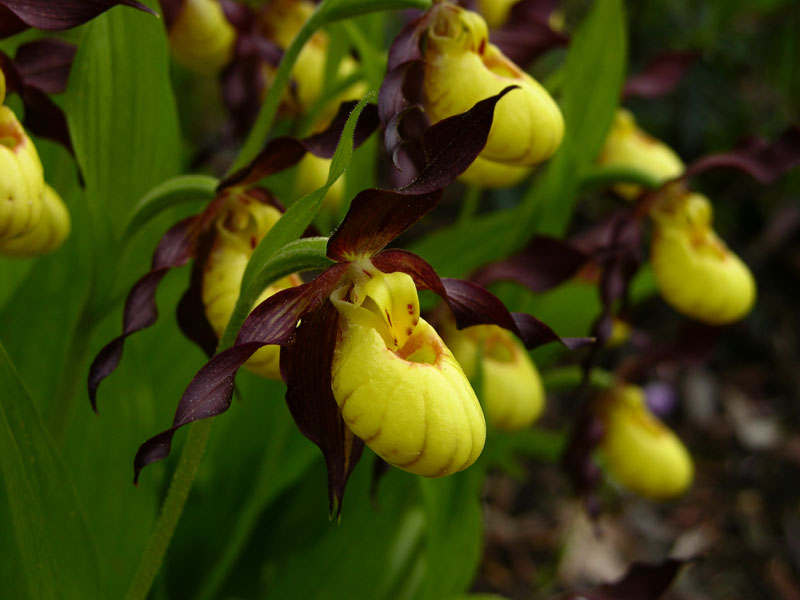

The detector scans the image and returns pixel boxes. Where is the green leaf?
[0,343,100,600]
[217,93,375,351]
[316,0,432,22]
[120,175,219,246]
[512,0,627,241]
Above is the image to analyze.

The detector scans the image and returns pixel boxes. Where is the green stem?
[195,419,291,600]
[578,165,663,192]
[541,365,615,391]
[225,13,322,176]
[456,185,482,225]
[124,420,214,600]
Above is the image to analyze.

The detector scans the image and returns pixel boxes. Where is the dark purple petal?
[471,236,589,293]
[623,51,696,100]
[491,0,569,67]
[399,86,518,194]
[326,188,442,261]
[387,14,426,71]
[219,102,379,189]
[14,39,75,93]
[221,37,267,140]
[0,50,23,94]
[88,217,200,411]
[371,249,448,296]
[19,86,73,152]
[684,126,800,184]
[383,104,428,170]
[555,558,688,600]
[176,261,218,358]
[302,100,379,159]
[0,0,156,32]
[132,264,349,481]
[378,60,425,128]
[281,300,364,517]
[0,5,27,38]
[159,0,183,28]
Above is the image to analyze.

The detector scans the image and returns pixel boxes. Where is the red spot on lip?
[407,304,414,314]
[363,269,373,278]
[406,327,413,336]
[250,236,258,249]
[478,39,486,54]
[385,310,393,326]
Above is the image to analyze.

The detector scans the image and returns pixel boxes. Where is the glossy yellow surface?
[0,184,70,256]
[423,3,564,170]
[650,191,756,324]
[202,197,301,380]
[0,107,45,243]
[598,384,693,500]
[444,323,544,430]
[294,153,344,212]
[476,0,521,29]
[331,270,485,476]
[597,109,685,199]
[169,0,236,74]
[457,155,531,188]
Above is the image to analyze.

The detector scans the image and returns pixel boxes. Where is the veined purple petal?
[399,87,518,195]
[88,217,200,411]
[281,300,364,518]
[685,126,800,184]
[623,51,695,100]
[372,249,589,350]
[0,0,156,34]
[176,261,218,358]
[387,13,426,71]
[326,189,442,261]
[471,236,589,293]
[133,263,349,481]
[19,86,73,152]
[14,39,76,94]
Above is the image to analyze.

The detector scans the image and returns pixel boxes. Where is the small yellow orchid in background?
[597,384,693,500]
[168,0,236,74]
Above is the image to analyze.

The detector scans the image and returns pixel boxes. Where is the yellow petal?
[202,198,300,380]
[169,0,236,74]
[650,192,756,324]
[0,107,45,243]
[443,323,544,430]
[597,109,684,199]
[330,272,485,476]
[0,184,70,257]
[599,384,693,500]
[423,3,564,167]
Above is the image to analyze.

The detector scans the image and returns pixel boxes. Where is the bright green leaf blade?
[513,0,627,242]
[120,175,219,245]
[66,0,181,239]
[218,93,374,351]
[316,0,432,22]
[0,343,100,600]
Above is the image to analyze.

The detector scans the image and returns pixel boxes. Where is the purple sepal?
[0,0,156,37]
[281,300,364,518]
[491,0,569,67]
[623,51,696,100]
[88,217,200,411]
[685,126,800,184]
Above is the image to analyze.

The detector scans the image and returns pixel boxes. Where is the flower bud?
[0,106,45,243]
[423,3,564,168]
[169,0,236,74]
[650,191,755,324]
[597,109,684,199]
[598,384,693,500]
[0,184,70,257]
[295,153,344,212]
[331,269,485,476]
[457,155,531,188]
[202,195,301,379]
[259,0,366,117]
[443,323,544,430]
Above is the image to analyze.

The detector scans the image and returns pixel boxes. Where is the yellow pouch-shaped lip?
[0,184,70,257]
[457,155,531,188]
[202,200,300,380]
[599,384,693,500]
[0,107,45,242]
[169,0,236,74]
[331,271,485,476]
[597,109,684,199]
[650,192,756,324]
[422,3,564,167]
[444,323,544,430]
